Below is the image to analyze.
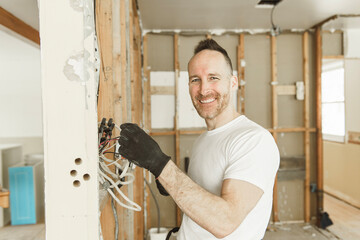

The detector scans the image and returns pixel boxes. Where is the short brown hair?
[194,39,233,74]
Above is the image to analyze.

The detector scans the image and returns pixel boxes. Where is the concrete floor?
[0,193,358,240]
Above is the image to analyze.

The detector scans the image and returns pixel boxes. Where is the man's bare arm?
[158,160,263,239]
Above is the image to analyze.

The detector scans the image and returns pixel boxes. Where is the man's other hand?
[118,123,171,178]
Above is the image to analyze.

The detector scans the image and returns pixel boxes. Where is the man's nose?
[199,80,211,95]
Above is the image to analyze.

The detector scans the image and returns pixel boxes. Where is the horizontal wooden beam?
[322,55,344,59]
[277,85,296,95]
[268,127,317,133]
[151,86,174,95]
[0,7,40,45]
[150,130,176,136]
[150,127,316,136]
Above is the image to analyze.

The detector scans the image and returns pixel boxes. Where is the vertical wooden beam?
[315,27,324,224]
[143,34,152,232]
[174,33,182,226]
[131,1,144,238]
[96,1,117,239]
[237,34,245,114]
[120,0,128,124]
[270,35,279,222]
[303,31,311,223]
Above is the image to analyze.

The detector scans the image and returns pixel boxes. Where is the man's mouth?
[199,98,216,104]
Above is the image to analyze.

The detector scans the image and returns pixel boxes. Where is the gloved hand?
[118,123,171,178]
[156,179,169,196]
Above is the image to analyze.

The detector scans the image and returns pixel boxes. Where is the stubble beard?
[192,91,230,120]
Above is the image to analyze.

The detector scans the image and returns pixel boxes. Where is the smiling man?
[119,39,279,240]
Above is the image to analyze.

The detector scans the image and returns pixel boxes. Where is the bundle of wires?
[98,118,141,212]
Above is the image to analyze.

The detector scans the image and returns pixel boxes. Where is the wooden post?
[131,1,144,238]
[270,35,279,222]
[315,27,324,225]
[237,34,245,114]
[303,31,311,222]
[143,34,152,231]
[174,33,182,226]
[96,1,118,239]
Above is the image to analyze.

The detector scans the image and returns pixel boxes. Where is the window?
[321,59,345,142]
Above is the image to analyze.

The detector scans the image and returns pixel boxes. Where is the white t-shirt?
[177,115,280,240]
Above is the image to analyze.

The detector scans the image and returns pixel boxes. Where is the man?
[119,39,279,239]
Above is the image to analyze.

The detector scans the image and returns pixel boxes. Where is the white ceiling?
[138,0,360,31]
[0,0,359,33]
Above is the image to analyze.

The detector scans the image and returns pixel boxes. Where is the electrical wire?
[111,196,119,240]
[144,178,160,233]
[98,120,142,212]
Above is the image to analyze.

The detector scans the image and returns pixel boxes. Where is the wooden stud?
[237,34,245,114]
[270,35,279,222]
[322,55,344,59]
[268,127,317,133]
[96,1,117,239]
[143,34,152,232]
[0,7,40,45]
[143,35,152,132]
[315,27,324,224]
[151,86,175,95]
[303,31,311,223]
[174,33,182,226]
[131,1,144,238]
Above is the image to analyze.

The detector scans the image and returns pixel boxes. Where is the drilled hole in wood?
[73,180,81,187]
[83,174,90,181]
[70,170,77,177]
[75,158,82,165]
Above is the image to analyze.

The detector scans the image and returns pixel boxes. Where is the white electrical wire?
[98,121,142,212]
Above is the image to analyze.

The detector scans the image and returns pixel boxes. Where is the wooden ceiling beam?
[0,7,40,45]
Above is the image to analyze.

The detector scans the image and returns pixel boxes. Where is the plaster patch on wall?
[64,50,91,83]
[84,0,95,38]
[70,0,84,12]
[63,50,93,109]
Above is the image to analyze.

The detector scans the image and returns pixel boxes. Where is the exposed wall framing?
[145,31,320,225]
[96,0,144,239]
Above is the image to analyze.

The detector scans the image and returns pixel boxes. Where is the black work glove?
[118,123,171,178]
[156,179,169,196]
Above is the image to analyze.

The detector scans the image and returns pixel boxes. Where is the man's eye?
[210,76,219,80]
[190,78,200,83]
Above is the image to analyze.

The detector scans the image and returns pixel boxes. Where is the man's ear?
[230,75,238,90]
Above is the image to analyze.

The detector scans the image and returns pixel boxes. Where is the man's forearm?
[158,161,243,238]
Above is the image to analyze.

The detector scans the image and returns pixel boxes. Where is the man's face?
[188,50,236,120]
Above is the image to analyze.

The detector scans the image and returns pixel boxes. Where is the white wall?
[0,30,42,138]
[345,59,360,133]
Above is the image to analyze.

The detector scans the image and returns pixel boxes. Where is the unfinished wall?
[146,31,318,226]
[0,30,43,157]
